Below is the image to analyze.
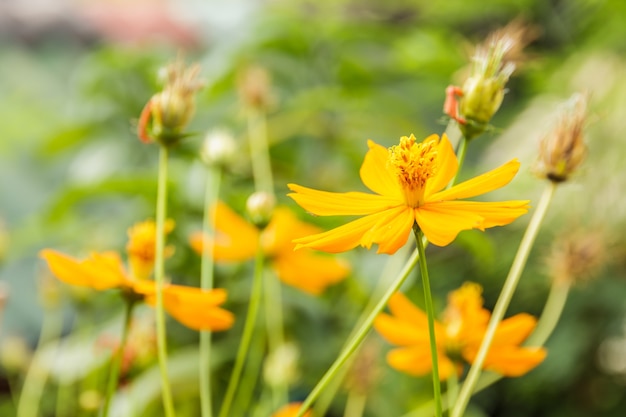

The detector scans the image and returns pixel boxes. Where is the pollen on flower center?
[387,134,439,207]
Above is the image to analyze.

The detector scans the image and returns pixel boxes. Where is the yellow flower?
[271,403,312,417]
[126,219,175,280]
[40,221,234,332]
[288,134,529,254]
[190,202,350,295]
[374,283,546,379]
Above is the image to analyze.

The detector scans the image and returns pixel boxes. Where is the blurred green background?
[1,0,626,416]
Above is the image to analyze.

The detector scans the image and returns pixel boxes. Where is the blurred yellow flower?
[190,202,350,295]
[288,134,529,254]
[40,220,234,332]
[271,403,311,417]
[374,283,546,380]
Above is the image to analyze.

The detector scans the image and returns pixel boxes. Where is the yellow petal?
[492,313,538,346]
[388,292,430,325]
[429,159,521,202]
[40,249,127,290]
[359,140,403,200]
[387,347,456,380]
[437,200,530,229]
[374,313,429,346]
[261,206,321,255]
[288,184,401,216]
[481,346,547,377]
[360,206,415,254]
[272,250,350,295]
[293,209,398,253]
[162,286,234,331]
[424,134,458,196]
[271,403,311,417]
[414,204,485,247]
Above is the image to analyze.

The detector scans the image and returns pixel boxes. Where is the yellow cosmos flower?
[374,282,546,380]
[271,403,311,417]
[288,134,530,254]
[40,220,234,332]
[190,202,350,295]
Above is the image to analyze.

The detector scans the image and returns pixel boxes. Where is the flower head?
[126,219,175,280]
[374,283,546,380]
[534,93,588,183]
[288,134,529,254]
[190,202,350,295]
[40,221,234,332]
[137,57,204,146]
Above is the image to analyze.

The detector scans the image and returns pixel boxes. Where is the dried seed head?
[545,228,607,286]
[237,65,274,111]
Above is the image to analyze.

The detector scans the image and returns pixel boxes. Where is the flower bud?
[545,228,607,286]
[237,65,274,112]
[138,58,203,146]
[535,93,588,183]
[263,342,299,387]
[200,129,237,168]
[246,191,275,229]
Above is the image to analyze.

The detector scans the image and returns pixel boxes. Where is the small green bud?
[246,191,275,229]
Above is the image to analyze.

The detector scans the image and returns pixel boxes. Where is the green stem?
[450,137,467,186]
[200,166,222,417]
[101,300,136,417]
[248,109,274,195]
[451,182,557,417]
[295,248,420,417]
[218,243,265,417]
[16,306,63,417]
[154,146,176,417]
[414,228,442,417]
[446,369,459,416]
[263,270,287,408]
[343,390,367,417]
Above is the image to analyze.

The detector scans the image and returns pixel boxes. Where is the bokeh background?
[1,0,626,416]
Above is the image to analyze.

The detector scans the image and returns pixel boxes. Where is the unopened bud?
[201,129,237,168]
[535,93,588,183]
[138,58,203,146]
[246,191,275,228]
[237,65,274,112]
[263,342,299,387]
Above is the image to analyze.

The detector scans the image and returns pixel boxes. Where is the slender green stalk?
[248,109,274,195]
[199,167,222,417]
[446,368,459,416]
[451,182,557,417]
[450,138,468,186]
[154,146,176,417]
[218,243,265,417]
[17,307,63,417]
[263,271,287,408]
[343,390,367,417]
[101,300,136,417]
[414,228,442,417]
[526,280,571,347]
[295,248,420,417]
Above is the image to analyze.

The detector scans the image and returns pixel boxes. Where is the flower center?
[387,134,439,207]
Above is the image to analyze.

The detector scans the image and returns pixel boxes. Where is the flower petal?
[162,286,235,331]
[359,206,415,254]
[481,346,547,377]
[429,159,521,202]
[359,140,403,200]
[261,207,321,255]
[288,184,400,216]
[438,200,530,229]
[40,249,127,290]
[386,346,456,380]
[190,201,259,262]
[293,209,398,253]
[272,250,350,295]
[374,313,430,346]
[425,134,458,196]
[492,313,538,346]
[414,204,485,247]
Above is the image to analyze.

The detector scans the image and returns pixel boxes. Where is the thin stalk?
[526,280,571,347]
[343,390,367,417]
[16,307,63,417]
[101,300,136,417]
[199,166,222,417]
[446,371,459,416]
[218,243,265,417]
[295,248,420,417]
[248,109,274,195]
[450,137,468,186]
[154,146,176,417]
[414,228,442,417]
[451,182,557,417]
[263,271,287,408]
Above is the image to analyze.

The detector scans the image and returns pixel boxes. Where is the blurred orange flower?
[288,134,529,254]
[190,203,350,295]
[271,403,311,417]
[40,220,234,332]
[374,283,546,380]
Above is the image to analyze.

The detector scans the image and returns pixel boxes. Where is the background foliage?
[1,0,626,416]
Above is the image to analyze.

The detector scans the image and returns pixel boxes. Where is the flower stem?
[263,270,287,408]
[101,300,136,417]
[451,181,557,417]
[414,228,442,417]
[526,280,571,347]
[154,146,176,417]
[218,243,265,417]
[199,166,222,417]
[248,109,274,195]
[343,390,367,417]
[450,137,468,186]
[295,248,420,417]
